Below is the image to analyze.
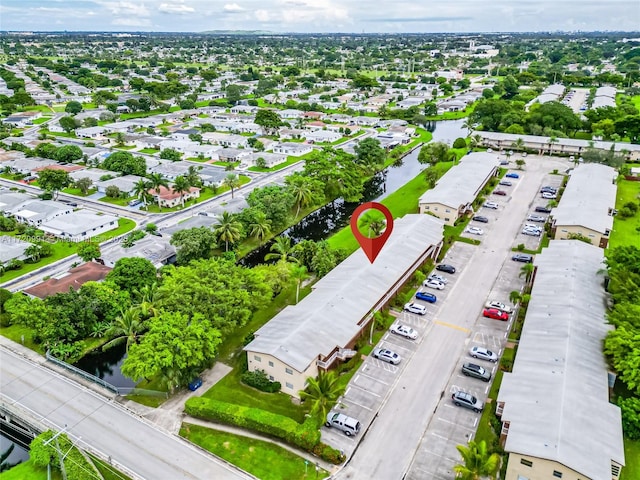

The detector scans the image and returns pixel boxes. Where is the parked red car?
[493,190,508,196]
[483,308,509,321]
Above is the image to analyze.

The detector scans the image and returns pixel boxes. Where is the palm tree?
[103,307,144,353]
[469,134,483,149]
[509,290,522,305]
[135,282,160,318]
[223,173,241,198]
[291,264,308,304]
[265,236,299,264]
[171,175,192,208]
[548,136,558,155]
[132,179,151,209]
[186,165,203,187]
[358,211,387,238]
[519,263,535,284]
[147,173,169,211]
[23,244,42,263]
[299,370,345,421]
[511,137,525,152]
[214,211,242,252]
[454,440,500,480]
[462,119,474,137]
[249,212,272,245]
[288,177,315,217]
[114,132,125,146]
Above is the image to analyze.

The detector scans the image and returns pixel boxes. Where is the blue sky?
[1,0,639,33]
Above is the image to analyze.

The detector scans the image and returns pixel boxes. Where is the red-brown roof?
[34,164,85,173]
[24,262,112,299]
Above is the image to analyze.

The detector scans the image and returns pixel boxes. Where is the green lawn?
[180,424,329,480]
[99,195,131,206]
[327,161,454,253]
[609,174,640,250]
[248,156,305,172]
[0,460,62,480]
[61,187,96,197]
[31,116,52,125]
[0,323,44,354]
[139,148,159,154]
[621,438,640,480]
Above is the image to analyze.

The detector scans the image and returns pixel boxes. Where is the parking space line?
[349,382,381,397]
[421,449,459,463]
[430,432,449,441]
[437,417,476,431]
[357,371,390,385]
[434,320,470,333]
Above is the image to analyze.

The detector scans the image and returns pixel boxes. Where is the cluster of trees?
[602,246,640,440]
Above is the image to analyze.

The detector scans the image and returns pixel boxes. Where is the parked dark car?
[535,206,552,213]
[415,291,437,303]
[436,264,456,274]
[188,378,203,391]
[472,215,489,223]
[540,186,557,194]
[493,190,507,196]
[461,363,492,382]
[512,253,534,263]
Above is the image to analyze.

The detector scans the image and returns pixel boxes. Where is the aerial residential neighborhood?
[0,6,638,480]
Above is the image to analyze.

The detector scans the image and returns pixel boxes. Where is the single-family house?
[95,174,144,196]
[217,148,252,162]
[244,152,286,168]
[149,185,200,208]
[271,142,313,157]
[10,200,72,226]
[0,191,35,215]
[23,262,113,299]
[101,236,176,269]
[0,235,32,263]
[75,126,107,139]
[40,211,119,241]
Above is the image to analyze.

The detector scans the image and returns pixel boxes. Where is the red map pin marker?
[350,202,394,264]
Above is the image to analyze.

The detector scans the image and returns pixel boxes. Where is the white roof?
[40,211,119,236]
[476,131,640,154]
[0,191,34,212]
[10,200,70,220]
[418,152,498,209]
[498,241,624,479]
[245,214,445,372]
[551,163,616,234]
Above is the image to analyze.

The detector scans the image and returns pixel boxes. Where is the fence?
[45,351,120,395]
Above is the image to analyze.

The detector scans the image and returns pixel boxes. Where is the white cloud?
[275,0,350,24]
[95,1,150,17]
[255,9,271,22]
[112,16,152,26]
[158,1,194,14]
[223,3,245,12]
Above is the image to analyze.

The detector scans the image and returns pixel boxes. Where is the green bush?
[516,243,525,251]
[452,137,467,149]
[185,397,320,451]
[312,442,346,464]
[619,206,634,218]
[618,395,640,440]
[241,369,282,393]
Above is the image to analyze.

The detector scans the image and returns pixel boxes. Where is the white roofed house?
[497,241,624,480]
[244,214,445,397]
[95,174,145,196]
[75,126,107,139]
[271,142,313,157]
[418,152,499,225]
[40,211,119,241]
[550,163,617,248]
[201,132,249,149]
[305,130,342,144]
[244,152,286,168]
[10,200,72,227]
[0,191,34,215]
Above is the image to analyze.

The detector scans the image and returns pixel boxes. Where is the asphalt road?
[334,155,568,480]
[0,348,252,480]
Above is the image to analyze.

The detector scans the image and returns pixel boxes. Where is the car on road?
[485,300,513,313]
[372,348,401,365]
[493,190,507,196]
[512,253,533,263]
[428,273,448,284]
[415,291,437,303]
[469,346,499,362]
[483,201,499,209]
[527,214,546,223]
[541,192,557,199]
[535,206,552,213]
[472,215,489,223]
[522,228,541,237]
[390,324,418,340]
[461,362,492,382]
[423,279,445,290]
[499,180,512,186]
[128,199,143,207]
[451,391,484,412]
[465,226,484,235]
[483,308,509,321]
[436,264,456,274]
[325,412,361,436]
[505,172,520,178]
[404,302,428,315]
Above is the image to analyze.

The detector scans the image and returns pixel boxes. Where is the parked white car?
[464,226,484,236]
[485,300,513,313]
[469,346,498,363]
[423,279,445,290]
[404,302,427,315]
[483,201,499,209]
[541,192,557,199]
[390,324,418,340]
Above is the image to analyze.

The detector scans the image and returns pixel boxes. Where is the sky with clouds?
[1,0,639,33]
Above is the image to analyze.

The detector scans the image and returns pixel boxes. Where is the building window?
[253,355,261,362]
[269,375,275,381]
[552,471,562,478]
[520,459,533,467]
[285,368,293,375]
[445,209,450,213]
[268,361,274,367]
[285,382,293,389]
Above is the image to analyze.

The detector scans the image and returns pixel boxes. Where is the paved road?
[335,155,568,479]
[0,348,252,480]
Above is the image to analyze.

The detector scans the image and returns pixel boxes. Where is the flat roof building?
[497,240,624,480]
[550,163,617,248]
[418,152,499,225]
[40,211,119,241]
[244,214,444,397]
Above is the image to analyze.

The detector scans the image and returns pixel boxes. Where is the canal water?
[0,425,31,472]
[74,119,466,380]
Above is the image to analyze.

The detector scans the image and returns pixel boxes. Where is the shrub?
[516,243,525,251]
[619,207,634,218]
[452,137,467,149]
[185,397,320,451]
[623,202,638,213]
[312,442,346,464]
[241,369,282,393]
[618,395,640,440]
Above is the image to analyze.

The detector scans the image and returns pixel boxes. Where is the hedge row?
[185,397,319,451]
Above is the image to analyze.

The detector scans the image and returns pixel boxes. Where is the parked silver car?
[325,412,361,436]
[451,391,484,413]
[372,348,401,365]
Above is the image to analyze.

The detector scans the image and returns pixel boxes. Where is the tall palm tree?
[519,263,535,284]
[548,136,558,155]
[171,175,192,208]
[23,244,42,263]
[470,134,483,149]
[223,173,241,198]
[511,137,525,152]
[186,165,203,187]
[299,370,345,421]
[358,211,387,238]
[265,236,299,264]
[462,119,474,137]
[288,177,315,217]
[291,264,308,304]
[147,173,169,211]
[135,282,160,318]
[249,212,272,245]
[214,211,242,252]
[454,440,500,480]
[103,307,144,353]
[509,290,522,305]
[132,179,152,209]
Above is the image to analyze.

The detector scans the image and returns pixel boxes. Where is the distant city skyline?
[1,0,639,34]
